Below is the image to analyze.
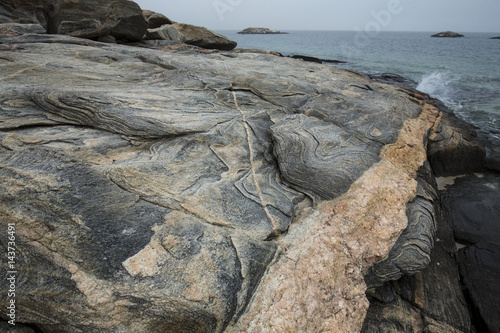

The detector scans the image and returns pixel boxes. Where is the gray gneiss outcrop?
[0,2,489,332]
[431,31,464,38]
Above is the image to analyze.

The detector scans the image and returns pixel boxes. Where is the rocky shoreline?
[1,1,499,332]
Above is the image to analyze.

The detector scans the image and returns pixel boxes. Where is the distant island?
[238,27,288,34]
[490,36,500,39]
[431,31,464,38]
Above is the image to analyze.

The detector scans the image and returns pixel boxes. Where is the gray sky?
[135,0,500,33]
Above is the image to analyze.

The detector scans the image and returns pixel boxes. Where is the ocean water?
[218,30,500,141]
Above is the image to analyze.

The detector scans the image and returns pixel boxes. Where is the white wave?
[417,72,457,107]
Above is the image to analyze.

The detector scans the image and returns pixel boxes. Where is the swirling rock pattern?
[0,28,485,332]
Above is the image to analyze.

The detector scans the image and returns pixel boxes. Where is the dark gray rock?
[431,31,464,38]
[0,23,45,38]
[441,173,500,332]
[0,0,148,40]
[238,27,287,34]
[490,36,500,40]
[427,110,485,176]
[458,243,500,333]
[270,113,381,202]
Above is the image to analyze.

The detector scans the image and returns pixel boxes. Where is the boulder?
[56,0,147,41]
[0,30,482,332]
[143,9,173,29]
[238,27,287,34]
[431,31,464,38]
[0,0,148,40]
[170,22,237,50]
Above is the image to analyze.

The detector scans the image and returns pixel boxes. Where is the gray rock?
[427,109,485,176]
[0,31,484,332]
[238,27,287,34]
[0,0,148,40]
[171,22,237,50]
[442,173,500,332]
[431,31,464,38]
[0,23,45,38]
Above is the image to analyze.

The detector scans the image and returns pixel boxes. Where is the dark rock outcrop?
[238,27,287,34]
[490,36,500,39]
[431,31,464,38]
[427,109,485,176]
[0,0,148,40]
[290,54,347,64]
[441,173,500,333]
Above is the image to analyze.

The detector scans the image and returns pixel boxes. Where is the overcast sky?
[135,0,500,33]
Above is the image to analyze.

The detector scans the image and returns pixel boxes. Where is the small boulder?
[431,31,464,38]
[171,22,237,50]
[143,9,173,29]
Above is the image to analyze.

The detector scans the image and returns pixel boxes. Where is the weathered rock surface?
[143,9,173,29]
[431,31,464,38]
[0,22,45,38]
[169,22,237,50]
[364,162,438,289]
[0,21,486,333]
[238,27,287,34]
[442,173,500,332]
[0,0,148,40]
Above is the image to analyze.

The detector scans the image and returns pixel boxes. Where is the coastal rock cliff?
[0,2,489,332]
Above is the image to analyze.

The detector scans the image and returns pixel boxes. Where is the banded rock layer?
[0,30,484,332]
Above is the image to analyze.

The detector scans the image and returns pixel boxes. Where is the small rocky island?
[431,31,464,38]
[238,27,287,34]
[490,36,500,39]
